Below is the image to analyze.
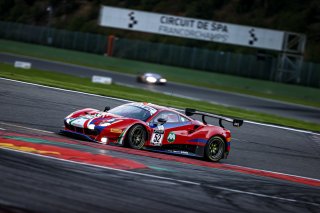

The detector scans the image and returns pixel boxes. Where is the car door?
[149,111,195,146]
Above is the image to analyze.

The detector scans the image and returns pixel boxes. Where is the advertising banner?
[99,6,285,51]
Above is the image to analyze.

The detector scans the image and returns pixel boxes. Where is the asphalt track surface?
[0,78,319,213]
[0,52,320,124]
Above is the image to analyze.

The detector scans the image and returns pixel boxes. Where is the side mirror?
[157,118,167,125]
[104,106,110,112]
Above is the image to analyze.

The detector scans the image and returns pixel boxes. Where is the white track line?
[207,185,320,207]
[0,122,54,134]
[224,162,320,182]
[1,52,136,78]
[3,52,319,111]
[0,146,199,185]
[2,121,320,184]
[0,147,319,207]
[0,77,319,136]
[2,119,319,185]
[0,77,132,103]
[1,76,319,205]
[2,120,319,184]
[245,120,320,135]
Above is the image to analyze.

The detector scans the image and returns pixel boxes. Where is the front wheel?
[136,76,143,83]
[205,136,225,162]
[125,125,147,149]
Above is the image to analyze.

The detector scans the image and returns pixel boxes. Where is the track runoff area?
[1,77,319,187]
[0,77,320,212]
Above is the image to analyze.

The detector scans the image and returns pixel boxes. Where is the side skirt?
[144,145,205,158]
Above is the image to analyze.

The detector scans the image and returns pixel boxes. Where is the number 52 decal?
[150,126,164,146]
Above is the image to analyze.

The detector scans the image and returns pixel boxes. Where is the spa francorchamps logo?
[128,12,138,28]
[249,28,258,45]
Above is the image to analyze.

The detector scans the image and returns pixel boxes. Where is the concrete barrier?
[14,61,32,69]
[92,75,112,85]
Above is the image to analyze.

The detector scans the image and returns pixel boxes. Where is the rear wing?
[185,108,243,128]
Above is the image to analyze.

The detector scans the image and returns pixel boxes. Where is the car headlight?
[159,78,167,83]
[100,137,108,144]
[88,124,95,130]
[146,76,157,83]
[65,118,71,124]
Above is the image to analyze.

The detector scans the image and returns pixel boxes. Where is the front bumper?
[59,129,96,142]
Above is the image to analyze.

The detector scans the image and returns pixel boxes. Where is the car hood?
[66,112,137,128]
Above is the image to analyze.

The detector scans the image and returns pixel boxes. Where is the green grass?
[0,39,319,108]
[1,63,319,132]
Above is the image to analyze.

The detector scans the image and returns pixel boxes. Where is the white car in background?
[137,73,167,85]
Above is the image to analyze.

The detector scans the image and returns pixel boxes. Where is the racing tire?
[136,76,143,83]
[205,136,225,162]
[125,125,147,149]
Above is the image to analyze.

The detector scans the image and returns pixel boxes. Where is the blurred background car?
[137,73,167,85]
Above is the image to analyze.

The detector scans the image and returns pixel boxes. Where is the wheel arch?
[212,133,230,158]
[205,128,230,152]
[123,123,150,147]
[204,134,228,162]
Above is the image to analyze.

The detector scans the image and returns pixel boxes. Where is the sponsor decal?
[158,25,228,42]
[248,28,258,45]
[117,127,129,145]
[150,125,164,146]
[128,11,138,28]
[110,128,123,134]
[99,6,285,51]
[167,132,176,143]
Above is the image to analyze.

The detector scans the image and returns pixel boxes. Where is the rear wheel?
[126,125,147,149]
[205,136,225,162]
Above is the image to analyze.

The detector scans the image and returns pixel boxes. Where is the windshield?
[108,104,157,121]
[145,73,162,78]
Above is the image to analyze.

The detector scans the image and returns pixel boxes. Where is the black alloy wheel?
[126,125,147,149]
[205,136,225,162]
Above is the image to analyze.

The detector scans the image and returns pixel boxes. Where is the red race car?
[60,102,243,162]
